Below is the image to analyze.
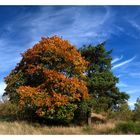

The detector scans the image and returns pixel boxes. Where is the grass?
[0,120,118,135]
[1,119,140,134]
[0,121,84,135]
[92,120,117,134]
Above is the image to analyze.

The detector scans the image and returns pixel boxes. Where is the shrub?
[0,101,19,121]
[114,121,140,134]
[108,103,133,121]
[133,97,140,121]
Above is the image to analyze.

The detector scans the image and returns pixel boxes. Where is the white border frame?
[0,0,140,5]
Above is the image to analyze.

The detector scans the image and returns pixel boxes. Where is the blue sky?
[0,6,140,108]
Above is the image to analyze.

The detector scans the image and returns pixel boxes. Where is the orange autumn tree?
[4,36,89,123]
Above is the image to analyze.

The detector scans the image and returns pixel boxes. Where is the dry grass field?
[0,120,117,135]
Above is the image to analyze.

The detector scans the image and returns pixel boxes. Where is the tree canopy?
[4,36,89,123]
[79,43,129,112]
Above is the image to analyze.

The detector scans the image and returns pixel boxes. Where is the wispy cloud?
[112,56,136,70]
[126,89,140,94]
[129,72,140,78]
[15,6,115,46]
[112,55,123,64]
[3,6,129,51]
[116,81,128,87]
[129,20,140,31]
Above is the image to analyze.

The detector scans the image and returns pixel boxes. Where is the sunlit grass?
[0,121,83,135]
[0,120,118,135]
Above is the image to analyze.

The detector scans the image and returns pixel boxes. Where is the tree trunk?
[87,109,92,126]
[87,116,91,126]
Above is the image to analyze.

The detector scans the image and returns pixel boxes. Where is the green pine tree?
[79,43,129,113]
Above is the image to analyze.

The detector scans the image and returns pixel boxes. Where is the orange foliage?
[15,36,90,119]
[19,36,88,75]
[17,69,89,117]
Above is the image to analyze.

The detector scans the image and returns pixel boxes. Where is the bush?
[133,110,140,122]
[133,97,140,121]
[114,121,140,134]
[108,103,133,121]
[0,101,19,121]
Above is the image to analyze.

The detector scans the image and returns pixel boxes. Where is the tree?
[4,36,89,123]
[79,43,129,112]
[133,97,140,121]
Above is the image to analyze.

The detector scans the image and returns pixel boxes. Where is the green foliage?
[79,43,129,112]
[108,102,132,121]
[79,43,112,73]
[93,97,114,113]
[4,70,26,103]
[46,104,77,124]
[114,121,140,134]
[74,99,94,125]
[0,101,19,121]
[133,97,140,121]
